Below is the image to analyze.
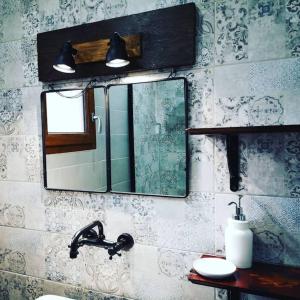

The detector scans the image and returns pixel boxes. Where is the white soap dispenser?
[225,199,253,269]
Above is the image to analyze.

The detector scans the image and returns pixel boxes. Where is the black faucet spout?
[68,220,105,259]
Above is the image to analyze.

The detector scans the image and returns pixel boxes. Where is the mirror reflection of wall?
[109,78,187,197]
[42,87,107,192]
[109,85,132,192]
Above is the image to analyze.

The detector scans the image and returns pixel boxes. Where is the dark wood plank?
[73,34,141,64]
[186,125,300,135]
[37,3,196,82]
[188,255,300,300]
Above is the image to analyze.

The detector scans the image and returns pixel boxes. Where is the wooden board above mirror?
[37,3,196,82]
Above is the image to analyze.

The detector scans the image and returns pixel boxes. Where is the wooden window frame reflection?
[41,88,96,154]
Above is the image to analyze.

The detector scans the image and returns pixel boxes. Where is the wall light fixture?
[53,41,77,73]
[53,32,140,73]
[106,33,130,68]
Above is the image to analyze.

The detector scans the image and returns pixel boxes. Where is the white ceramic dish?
[193,258,236,279]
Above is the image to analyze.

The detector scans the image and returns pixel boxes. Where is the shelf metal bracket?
[226,134,240,192]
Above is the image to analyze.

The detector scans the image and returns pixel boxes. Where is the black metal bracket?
[226,134,240,192]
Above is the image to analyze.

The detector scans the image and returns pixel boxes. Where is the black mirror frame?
[41,77,189,198]
[106,77,189,198]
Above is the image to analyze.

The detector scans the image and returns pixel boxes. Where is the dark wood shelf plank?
[186,125,300,135]
[188,255,300,300]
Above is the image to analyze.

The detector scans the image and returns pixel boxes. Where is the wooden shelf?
[188,255,300,300]
[186,125,300,135]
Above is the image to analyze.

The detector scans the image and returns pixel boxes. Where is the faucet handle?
[107,233,134,259]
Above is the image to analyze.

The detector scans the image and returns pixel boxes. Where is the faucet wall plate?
[117,233,134,250]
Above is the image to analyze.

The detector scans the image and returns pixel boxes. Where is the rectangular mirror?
[108,78,188,197]
[41,87,108,192]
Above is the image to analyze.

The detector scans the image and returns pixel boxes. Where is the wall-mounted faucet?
[68,220,134,260]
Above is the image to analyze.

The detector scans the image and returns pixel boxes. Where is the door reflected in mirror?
[109,78,188,197]
[41,87,107,192]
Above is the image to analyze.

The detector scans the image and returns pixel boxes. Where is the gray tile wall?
[0,0,299,300]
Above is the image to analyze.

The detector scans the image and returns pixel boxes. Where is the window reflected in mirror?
[46,90,85,133]
[41,87,107,192]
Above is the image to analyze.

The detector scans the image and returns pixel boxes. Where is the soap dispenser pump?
[225,198,253,269]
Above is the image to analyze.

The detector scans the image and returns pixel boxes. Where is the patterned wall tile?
[0,269,130,300]
[126,195,157,246]
[0,135,40,182]
[193,0,215,68]
[22,0,40,39]
[215,193,300,266]
[42,190,106,210]
[0,181,44,230]
[80,0,107,23]
[22,86,43,136]
[284,132,300,197]
[126,0,156,14]
[0,41,24,89]
[148,192,215,252]
[81,0,132,23]
[0,86,41,137]
[216,0,299,65]
[106,192,215,254]
[214,58,300,126]
[130,244,214,300]
[0,0,23,42]
[45,233,86,286]
[0,270,44,300]
[83,246,131,295]
[21,37,39,87]
[101,0,129,19]
[248,0,288,61]
[0,89,23,135]
[0,226,45,278]
[45,206,106,235]
[0,248,27,275]
[189,135,214,192]
[179,68,214,128]
[215,0,248,65]
[286,0,300,57]
[39,0,81,32]
[243,134,286,195]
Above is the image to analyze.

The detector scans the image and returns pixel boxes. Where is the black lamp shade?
[53,42,77,73]
[106,33,130,68]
